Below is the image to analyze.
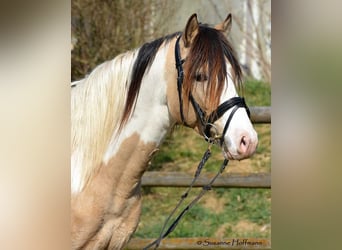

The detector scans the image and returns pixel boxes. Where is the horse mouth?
[221,142,256,161]
[221,142,236,160]
[222,148,238,160]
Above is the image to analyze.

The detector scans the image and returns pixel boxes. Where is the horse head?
[167,13,258,160]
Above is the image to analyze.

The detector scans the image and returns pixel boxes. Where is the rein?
[143,35,250,250]
[143,143,228,250]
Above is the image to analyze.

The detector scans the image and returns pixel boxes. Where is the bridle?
[175,35,250,144]
[143,35,251,250]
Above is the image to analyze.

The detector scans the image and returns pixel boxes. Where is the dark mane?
[120,32,180,126]
[183,24,242,113]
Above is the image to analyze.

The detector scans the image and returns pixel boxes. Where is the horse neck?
[103,44,174,178]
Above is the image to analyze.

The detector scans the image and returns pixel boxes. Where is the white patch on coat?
[217,67,258,159]
[103,45,172,164]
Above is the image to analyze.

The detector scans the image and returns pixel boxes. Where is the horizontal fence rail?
[141,172,271,188]
[249,106,271,123]
[126,238,271,250]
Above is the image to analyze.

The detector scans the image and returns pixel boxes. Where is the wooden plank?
[126,237,271,250]
[250,106,271,123]
[141,172,271,188]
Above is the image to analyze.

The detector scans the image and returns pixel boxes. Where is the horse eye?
[195,73,208,82]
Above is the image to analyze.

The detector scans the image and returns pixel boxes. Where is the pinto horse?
[71,13,258,249]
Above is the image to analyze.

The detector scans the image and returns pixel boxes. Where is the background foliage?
[71,0,174,81]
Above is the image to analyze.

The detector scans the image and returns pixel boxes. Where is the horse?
[71,13,258,250]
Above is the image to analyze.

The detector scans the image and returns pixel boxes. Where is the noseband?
[175,36,250,144]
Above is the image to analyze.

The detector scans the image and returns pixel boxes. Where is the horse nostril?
[241,136,247,146]
[238,135,250,154]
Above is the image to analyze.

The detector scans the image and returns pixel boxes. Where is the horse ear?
[183,13,199,47]
[215,13,232,34]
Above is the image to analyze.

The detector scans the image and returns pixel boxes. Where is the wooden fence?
[126,107,271,250]
[141,172,270,188]
[249,106,271,123]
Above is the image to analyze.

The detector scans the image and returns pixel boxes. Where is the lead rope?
[143,143,229,250]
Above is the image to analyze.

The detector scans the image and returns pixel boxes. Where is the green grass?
[133,80,271,239]
[243,79,271,106]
